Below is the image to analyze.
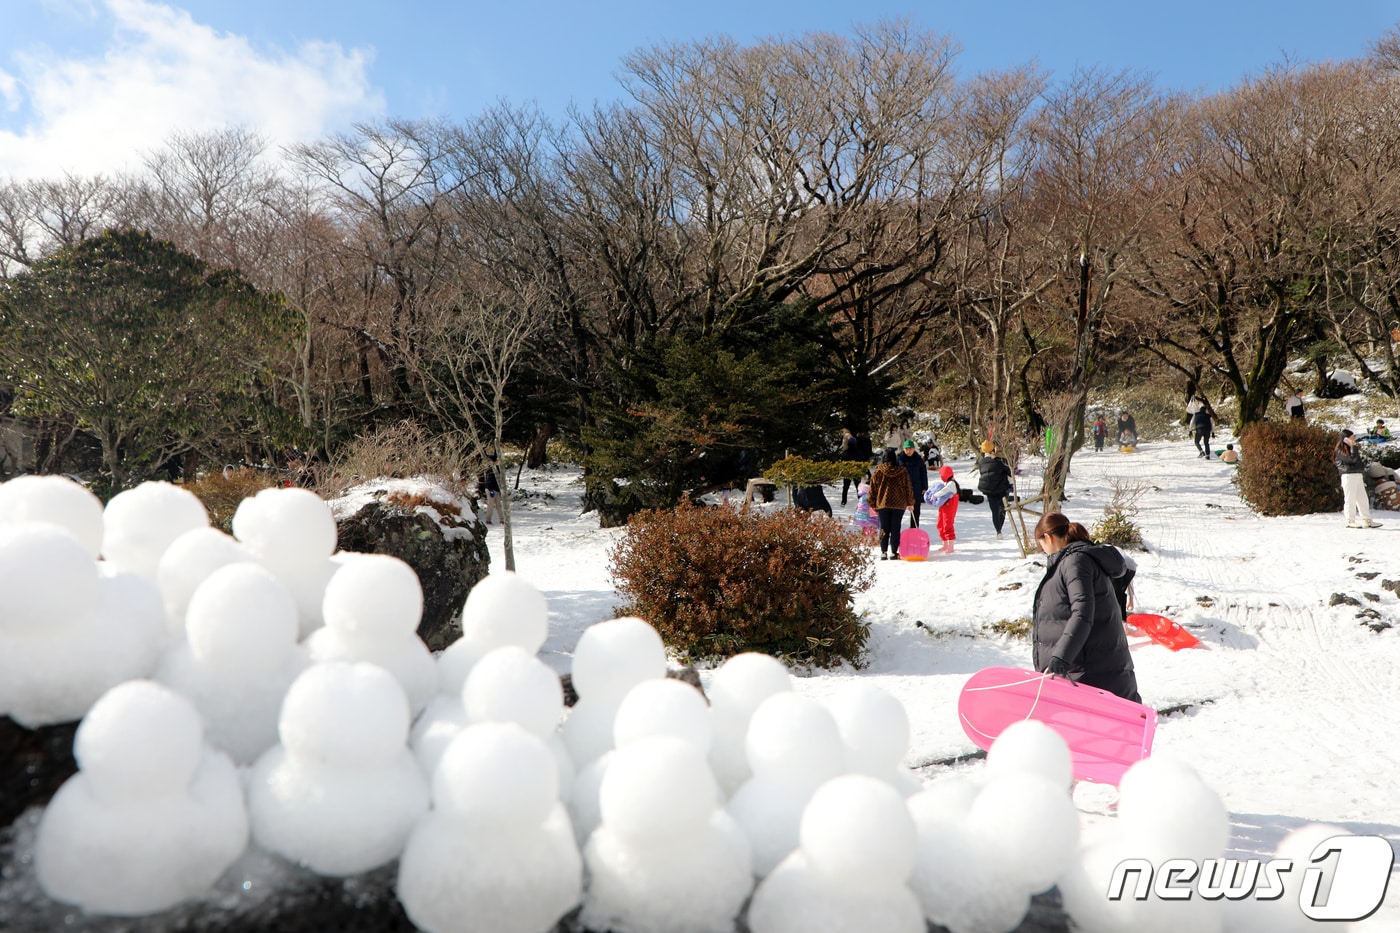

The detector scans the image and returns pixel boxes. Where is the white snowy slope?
[491,437,1400,927]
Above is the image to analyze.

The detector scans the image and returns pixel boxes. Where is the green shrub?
[609,503,874,667]
[1091,476,1147,548]
[764,455,869,487]
[1236,420,1343,516]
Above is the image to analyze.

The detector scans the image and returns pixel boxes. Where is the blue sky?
[2,0,1398,178]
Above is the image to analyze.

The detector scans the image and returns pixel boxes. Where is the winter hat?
[902,439,915,450]
[980,440,995,454]
[939,465,954,481]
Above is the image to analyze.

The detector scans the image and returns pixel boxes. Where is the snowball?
[185,563,299,679]
[231,486,337,570]
[462,645,564,738]
[0,521,99,632]
[747,850,925,933]
[74,680,205,800]
[728,771,825,876]
[305,618,437,715]
[985,718,1073,788]
[101,481,209,577]
[278,662,412,768]
[397,803,582,933]
[707,652,793,721]
[967,773,1079,894]
[321,553,423,638]
[247,744,428,877]
[909,820,1030,933]
[432,722,559,829]
[570,616,666,702]
[613,677,713,754]
[459,570,549,654]
[745,693,845,782]
[708,652,793,793]
[0,474,104,557]
[410,695,470,779]
[561,694,621,767]
[582,809,753,933]
[155,527,253,633]
[35,746,248,915]
[1117,756,1229,860]
[799,775,917,887]
[598,735,718,842]
[826,683,910,775]
[567,750,612,845]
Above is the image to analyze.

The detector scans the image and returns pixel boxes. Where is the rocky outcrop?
[335,501,488,651]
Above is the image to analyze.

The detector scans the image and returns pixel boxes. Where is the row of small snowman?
[2,476,1359,933]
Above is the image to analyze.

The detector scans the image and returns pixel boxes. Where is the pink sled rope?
[957,666,1157,786]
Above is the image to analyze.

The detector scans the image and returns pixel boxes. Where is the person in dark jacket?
[1030,512,1140,702]
[1116,412,1138,447]
[974,441,1013,537]
[793,485,833,516]
[896,439,929,528]
[868,449,915,560]
[1336,430,1381,528]
[838,428,858,506]
[1191,401,1213,459]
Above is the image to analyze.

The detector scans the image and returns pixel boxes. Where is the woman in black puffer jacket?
[1030,511,1141,702]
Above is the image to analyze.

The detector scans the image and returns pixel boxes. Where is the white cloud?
[0,0,385,179]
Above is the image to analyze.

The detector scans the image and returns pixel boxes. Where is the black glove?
[1046,656,1071,678]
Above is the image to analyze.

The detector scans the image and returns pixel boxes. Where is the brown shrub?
[609,504,874,667]
[183,468,282,532]
[1237,420,1343,516]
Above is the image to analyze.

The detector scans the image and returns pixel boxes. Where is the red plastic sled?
[901,528,931,561]
[1125,613,1201,651]
[958,666,1157,785]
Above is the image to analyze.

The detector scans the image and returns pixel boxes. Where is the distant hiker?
[1220,444,1239,464]
[1336,430,1381,529]
[896,440,929,529]
[1091,416,1108,452]
[869,449,915,560]
[477,456,503,526]
[850,479,879,543]
[1031,512,1140,703]
[1116,412,1138,447]
[838,428,859,506]
[1284,389,1306,421]
[1191,402,1214,459]
[974,441,1013,537]
[923,464,960,554]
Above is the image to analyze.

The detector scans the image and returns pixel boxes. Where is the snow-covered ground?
[498,436,1400,927]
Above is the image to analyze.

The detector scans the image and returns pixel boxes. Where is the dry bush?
[609,504,874,667]
[1091,476,1148,548]
[318,420,470,497]
[1237,420,1343,515]
[183,468,282,532]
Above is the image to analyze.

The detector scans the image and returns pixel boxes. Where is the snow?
[481,441,1400,927]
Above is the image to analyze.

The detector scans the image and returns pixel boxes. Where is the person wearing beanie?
[896,439,929,528]
[974,442,1013,537]
[868,449,916,559]
[1335,429,1382,528]
[923,464,960,553]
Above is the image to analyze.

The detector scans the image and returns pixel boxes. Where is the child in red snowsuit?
[923,465,960,554]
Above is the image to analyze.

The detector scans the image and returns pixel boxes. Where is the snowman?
[246,661,429,876]
[581,735,753,933]
[0,473,105,557]
[231,486,341,637]
[397,722,582,933]
[747,774,924,933]
[306,553,436,714]
[726,692,846,876]
[101,480,211,579]
[825,682,921,795]
[0,522,165,726]
[561,615,668,768]
[33,680,248,916]
[155,562,309,764]
[705,652,792,796]
[155,526,255,635]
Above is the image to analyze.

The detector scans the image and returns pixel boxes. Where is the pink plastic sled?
[958,666,1157,785]
[900,528,931,561]
[1125,613,1201,651]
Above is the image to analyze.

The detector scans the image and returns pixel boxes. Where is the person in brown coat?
[868,449,915,560]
